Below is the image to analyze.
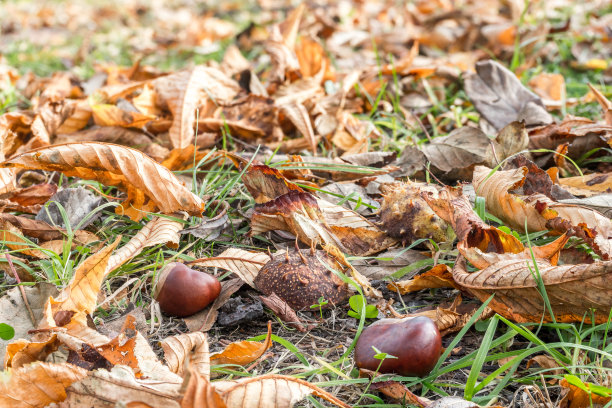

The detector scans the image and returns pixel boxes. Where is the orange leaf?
[91,103,156,128]
[210,321,273,366]
[0,362,87,408]
[561,378,611,408]
[389,264,459,294]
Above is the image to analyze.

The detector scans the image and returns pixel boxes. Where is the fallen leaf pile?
[0,0,611,407]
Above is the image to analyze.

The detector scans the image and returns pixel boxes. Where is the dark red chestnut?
[153,262,221,317]
[354,316,441,377]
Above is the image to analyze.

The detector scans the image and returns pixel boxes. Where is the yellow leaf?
[48,236,120,318]
[91,103,156,128]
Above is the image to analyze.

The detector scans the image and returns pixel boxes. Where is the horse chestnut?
[354,316,441,377]
[153,262,221,317]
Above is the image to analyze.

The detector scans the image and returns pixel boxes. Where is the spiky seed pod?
[254,248,349,310]
[378,182,455,245]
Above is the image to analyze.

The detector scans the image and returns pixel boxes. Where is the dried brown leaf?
[191,248,269,288]
[0,142,205,221]
[389,264,459,294]
[474,165,612,257]
[464,60,552,131]
[107,215,184,274]
[211,321,273,367]
[46,236,120,320]
[153,67,240,149]
[279,102,316,154]
[259,293,310,332]
[0,362,87,408]
[162,332,210,379]
[64,365,182,408]
[180,365,226,408]
[4,335,59,370]
[214,374,350,408]
[91,103,156,128]
[453,256,612,323]
[251,191,395,256]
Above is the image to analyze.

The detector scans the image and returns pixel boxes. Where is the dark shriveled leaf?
[464,60,553,131]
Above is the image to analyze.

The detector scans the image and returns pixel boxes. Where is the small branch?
[5,253,37,327]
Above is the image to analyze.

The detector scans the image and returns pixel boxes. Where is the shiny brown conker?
[153,262,221,317]
[354,316,442,377]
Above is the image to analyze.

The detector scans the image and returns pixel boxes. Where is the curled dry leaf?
[464,60,552,130]
[4,183,57,207]
[200,95,279,143]
[153,66,240,149]
[45,236,120,324]
[453,256,612,324]
[180,365,226,408]
[422,185,566,269]
[559,172,612,197]
[162,332,210,379]
[259,293,311,333]
[64,365,182,408]
[420,121,528,181]
[214,374,350,408]
[210,321,273,366]
[528,116,609,156]
[473,165,612,258]
[389,264,460,294]
[473,165,547,232]
[31,100,79,145]
[91,103,156,128]
[0,142,205,221]
[251,190,395,256]
[0,362,87,408]
[106,215,185,274]
[191,247,270,288]
[378,181,455,245]
[240,163,305,205]
[4,335,59,370]
[278,102,317,154]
